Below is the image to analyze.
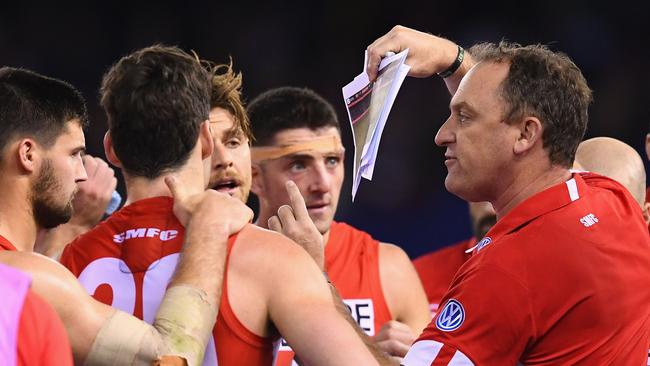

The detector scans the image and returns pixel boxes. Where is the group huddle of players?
[1,25,649,366]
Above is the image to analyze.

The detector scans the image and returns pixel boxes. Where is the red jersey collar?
[117,196,174,216]
[0,235,17,251]
[477,173,587,249]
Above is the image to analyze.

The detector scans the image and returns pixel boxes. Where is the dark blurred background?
[2,1,647,258]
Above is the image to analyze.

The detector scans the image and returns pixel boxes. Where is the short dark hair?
[470,42,592,167]
[208,60,253,141]
[100,45,211,178]
[248,87,339,146]
[0,67,88,151]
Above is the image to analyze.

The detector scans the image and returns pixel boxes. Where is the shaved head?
[575,137,646,208]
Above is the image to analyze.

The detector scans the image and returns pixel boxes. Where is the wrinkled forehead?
[209,108,243,137]
[251,134,345,163]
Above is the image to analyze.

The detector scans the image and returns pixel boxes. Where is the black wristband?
[437,45,465,78]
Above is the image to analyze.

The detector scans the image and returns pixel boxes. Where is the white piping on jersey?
[565,178,580,202]
[402,340,474,365]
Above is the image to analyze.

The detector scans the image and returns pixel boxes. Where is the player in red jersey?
[0,66,251,365]
[247,87,430,364]
[0,263,73,366]
[367,26,650,365]
[413,201,495,315]
[60,48,382,366]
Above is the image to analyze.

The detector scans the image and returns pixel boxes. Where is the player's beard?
[30,159,75,229]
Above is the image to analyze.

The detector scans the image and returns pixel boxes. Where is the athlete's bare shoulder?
[0,250,73,279]
[0,250,90,307]
[235,223,304,253]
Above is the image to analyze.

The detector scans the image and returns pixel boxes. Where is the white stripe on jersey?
[448,350,474,365]
[402,340,474,366]
[566,178,579,201]
[403,340,444,365]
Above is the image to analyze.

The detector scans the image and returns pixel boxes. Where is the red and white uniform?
[404,173,650,365]
[275,221,393,366]
[1,236,73,366]
[413,238,474,315]
[60,197,280,366]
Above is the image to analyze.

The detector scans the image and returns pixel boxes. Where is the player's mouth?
[444,152,457,166]
[211,179,241,196]
[306,202,329,214]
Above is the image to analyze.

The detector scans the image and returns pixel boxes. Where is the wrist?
[437,45,464,78]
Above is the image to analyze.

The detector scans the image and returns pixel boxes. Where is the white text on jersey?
[113,228,179,243]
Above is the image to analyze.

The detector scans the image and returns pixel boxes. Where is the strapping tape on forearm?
[251,135,344,163]
[83,310,164,366]
[84,285,217,366]
[151,285,218,365]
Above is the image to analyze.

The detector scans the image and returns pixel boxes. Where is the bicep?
[0,252,112,363]
[379,243,431,334]
[266,243,376,365]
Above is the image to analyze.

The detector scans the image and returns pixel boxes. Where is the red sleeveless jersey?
[1,236,73,366]
[275,221,392,366]
[60,197,279,365]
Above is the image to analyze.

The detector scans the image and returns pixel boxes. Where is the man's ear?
[103,131,122,168]
[17,138,39,173]
[199,120,214,160]
[251,163,265,197]
[513,116,543,155]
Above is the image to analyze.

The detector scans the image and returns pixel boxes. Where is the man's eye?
[458,113,470,123]
[325,157,340,167]
[290,162,306,172]
[225,139,241,148]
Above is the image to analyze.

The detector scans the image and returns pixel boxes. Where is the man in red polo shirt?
[413,201,495,315]
[367,26,650,364]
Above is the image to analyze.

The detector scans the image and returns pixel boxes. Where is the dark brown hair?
[100,45,211,178]
[0,67,87,150]
[208,60,252,141]
[248,86,339,146]
[470,41,592,167]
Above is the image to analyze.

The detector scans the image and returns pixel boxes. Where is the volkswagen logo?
[435,299,465,332]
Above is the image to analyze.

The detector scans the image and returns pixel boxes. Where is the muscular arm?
[0,179,252,365]
[326,281,397,366]
[375,243,431,358]
[267,238,381,366]
[268,181,395,365]
[0,251,118,364]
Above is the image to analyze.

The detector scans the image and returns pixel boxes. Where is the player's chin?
[311,216,333,235]
[445,175,471,199]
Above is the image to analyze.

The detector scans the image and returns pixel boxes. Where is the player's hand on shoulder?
[373,320,417,361]
[268,180,325,270]
[165,175,253,236]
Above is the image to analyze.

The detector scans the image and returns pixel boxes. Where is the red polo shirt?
[404,173,650,365]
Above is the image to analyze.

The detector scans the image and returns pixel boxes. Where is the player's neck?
[123,161,207,206]
[0,181,38,252]
[492,164,572,219]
